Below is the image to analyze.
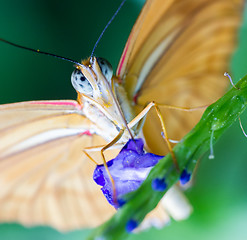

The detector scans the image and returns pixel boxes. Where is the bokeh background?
[0,0,247,239]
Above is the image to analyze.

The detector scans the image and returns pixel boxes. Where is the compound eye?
[71,69,93,94]
[97,57,113,83]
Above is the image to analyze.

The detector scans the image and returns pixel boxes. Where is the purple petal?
[102,187,113,206]
[93,138,164,208]
[121,138,144,154]
[93,167,105,186]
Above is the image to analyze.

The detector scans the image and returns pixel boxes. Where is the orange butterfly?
[0,0,243,231]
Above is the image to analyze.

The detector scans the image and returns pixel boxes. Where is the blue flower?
[152,177,167,192]
[126,219,138,232]
[93,139,164,208]
[180,169,191,185]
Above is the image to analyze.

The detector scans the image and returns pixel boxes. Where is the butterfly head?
[71,57,134,139]
[71,57,114,106]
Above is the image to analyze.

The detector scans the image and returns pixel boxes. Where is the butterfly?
[0,0,243,231]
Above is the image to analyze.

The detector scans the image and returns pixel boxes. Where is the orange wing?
[117,0,243,155]
[0,101,115,230]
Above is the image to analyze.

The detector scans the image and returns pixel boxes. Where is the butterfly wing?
[0,100,116,230]
[117,0,243,155]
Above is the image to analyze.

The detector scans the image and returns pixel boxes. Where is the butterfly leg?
[128,101,179,171]
[83,130,125,204]
[83,143,124,165]
[99,129,124,203]
[82,150,99,165]
[136,102,208,112]
[129,102,208,170]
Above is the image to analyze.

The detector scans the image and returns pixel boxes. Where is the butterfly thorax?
[71,57,136,142]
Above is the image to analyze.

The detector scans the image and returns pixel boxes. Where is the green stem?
[88,75,247,240]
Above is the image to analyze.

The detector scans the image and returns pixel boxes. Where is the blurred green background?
[0,0,247,239]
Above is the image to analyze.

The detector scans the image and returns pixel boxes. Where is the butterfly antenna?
[0,38,82,66]
[90,0,127,57]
